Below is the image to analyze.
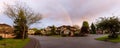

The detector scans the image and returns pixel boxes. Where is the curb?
[24,37,41,48]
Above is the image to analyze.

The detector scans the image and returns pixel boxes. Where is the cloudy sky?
[0,0,120,28]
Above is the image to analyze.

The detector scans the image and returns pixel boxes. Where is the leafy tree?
[32,28,38,32]
[4,2,42,39]
[90,23,96,34]
[96,16,120,38]
[80,21,89,36]
[50,25,56,35]
[31,28,41,35]
[34,30,41,35]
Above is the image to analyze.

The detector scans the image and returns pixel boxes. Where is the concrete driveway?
[30,34,120,48]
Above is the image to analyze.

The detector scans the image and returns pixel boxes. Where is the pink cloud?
[1,0,120,28]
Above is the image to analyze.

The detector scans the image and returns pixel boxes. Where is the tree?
[50,25,56,35]
[32,28,38,32]
[34,30,41,35]
[96,16,120,38]
[4,2,42,39]
[80,21,89,36]
[90,23,96,34]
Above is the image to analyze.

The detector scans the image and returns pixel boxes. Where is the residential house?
[0,24,14,38]
[28,29,35,35]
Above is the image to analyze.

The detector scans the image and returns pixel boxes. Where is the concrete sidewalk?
[24,37,41,48]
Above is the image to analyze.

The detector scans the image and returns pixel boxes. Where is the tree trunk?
[22,25,25,40]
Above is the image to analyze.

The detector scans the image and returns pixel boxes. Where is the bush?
[0,36,3,40]
[108,34,118,39]
[34,30,41,35]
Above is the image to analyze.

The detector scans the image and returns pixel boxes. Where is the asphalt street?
[30,35,120,48]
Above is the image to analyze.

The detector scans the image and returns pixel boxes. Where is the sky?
[0,0,120,28]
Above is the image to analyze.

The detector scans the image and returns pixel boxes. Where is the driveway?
[29,34,120,48]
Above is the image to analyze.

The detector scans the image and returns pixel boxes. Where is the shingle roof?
[0,24,13,34]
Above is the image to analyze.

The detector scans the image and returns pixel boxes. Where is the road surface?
[30,34,120,48]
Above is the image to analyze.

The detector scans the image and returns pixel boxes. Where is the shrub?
[90,23,96,34]
[0,36,3,40]
[34,30,41,35]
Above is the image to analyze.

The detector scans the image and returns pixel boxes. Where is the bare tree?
[4,2,42,39]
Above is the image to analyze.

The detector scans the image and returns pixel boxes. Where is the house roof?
[0,24,13,34]
[0,24,12,27]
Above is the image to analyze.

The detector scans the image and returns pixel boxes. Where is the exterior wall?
[0,34,14,38]
[28,30,35,35]
[0,24,14,38]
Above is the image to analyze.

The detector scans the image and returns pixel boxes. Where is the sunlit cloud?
[0,0,120,28]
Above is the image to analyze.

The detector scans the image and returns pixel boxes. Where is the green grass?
[0,38,30,48]
[96,35,120,43]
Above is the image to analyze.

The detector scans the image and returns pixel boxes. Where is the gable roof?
[0,24,13,34]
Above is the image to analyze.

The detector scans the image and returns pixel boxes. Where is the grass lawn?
[0,38,30,48]
[96,35,120,43]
